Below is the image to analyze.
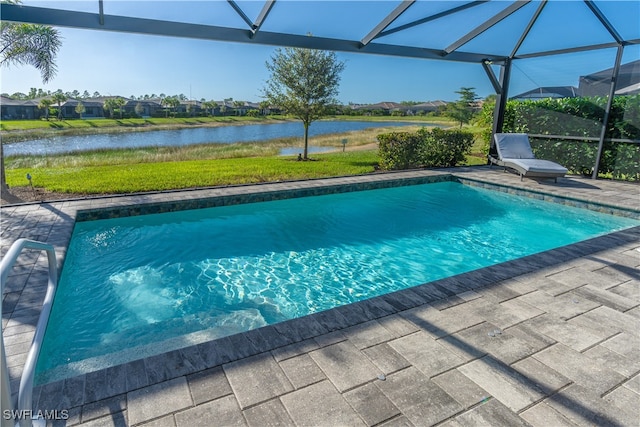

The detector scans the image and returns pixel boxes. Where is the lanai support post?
[489,58,512,159]
[591,44,624,179]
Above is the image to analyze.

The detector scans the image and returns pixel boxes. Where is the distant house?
[354,102,406,115]
[176,100,202,115]
[579,59,640,97]
[62,98,105,118]
[353,101,448,115]
[1,96,39,119]
[407,100,448,114]
[511,86,580,100]
[124,99,162,117]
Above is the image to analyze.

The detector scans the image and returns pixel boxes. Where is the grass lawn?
[5,151,380,194]
[3,119,488,196]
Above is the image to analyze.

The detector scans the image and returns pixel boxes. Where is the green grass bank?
[3,118,487,198]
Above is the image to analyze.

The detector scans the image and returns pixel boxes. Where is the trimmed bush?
[418,127,475,167]
[377,131,422,170]
[377,128,474,170]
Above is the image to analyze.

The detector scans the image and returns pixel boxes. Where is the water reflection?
[4,120,430,156]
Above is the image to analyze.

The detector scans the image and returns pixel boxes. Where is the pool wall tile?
[74,174,455,222]
[455,177,640,219]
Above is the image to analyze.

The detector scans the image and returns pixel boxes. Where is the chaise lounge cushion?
[492,133,568,180]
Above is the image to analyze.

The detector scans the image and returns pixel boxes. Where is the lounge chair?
[489,133,568,182]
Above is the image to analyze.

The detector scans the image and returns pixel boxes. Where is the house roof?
[0,96,38,106]
[511,86,580,100]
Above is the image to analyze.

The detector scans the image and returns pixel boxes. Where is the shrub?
[377,131,422,170]
[377,128,475,170]
[418,127,474,167]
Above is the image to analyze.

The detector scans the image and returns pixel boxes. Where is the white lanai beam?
[251,0,276,38]
[583,0,624,45]
[98,0,104,26]
[509,0,547,58]
[444,0,531,55]
[227,0,255,32]
[0,3,500,63]
[360,0,415,47]
[378,1,488,39]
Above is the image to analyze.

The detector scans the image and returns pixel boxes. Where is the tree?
[52,91,67,120]
[113,97,126,118]
[38,97,53,120]
[259,101,270,116]
[162,96,180,117]
[262,47,345,159]
[75,101,85,119]
[103,97,117,118]
[0,0,62,193]
[0,4,62,84]
[446,87,479,128]
[202,100,217,116]
[134,102,145,117]
[232,100,244,116]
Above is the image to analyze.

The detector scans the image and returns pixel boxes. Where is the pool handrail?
[1,238,59,427]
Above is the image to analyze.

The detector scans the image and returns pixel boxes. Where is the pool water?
[37,181,639,381]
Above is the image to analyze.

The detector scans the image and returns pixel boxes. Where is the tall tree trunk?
[303,122,310,160]
[0,143,7,192]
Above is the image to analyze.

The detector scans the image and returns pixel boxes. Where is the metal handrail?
[1,239,58,427]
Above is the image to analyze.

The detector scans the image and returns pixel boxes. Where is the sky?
[1,0,638,104]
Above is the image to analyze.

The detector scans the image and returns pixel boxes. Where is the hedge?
[378,128,474,170]
[479,94,639,180]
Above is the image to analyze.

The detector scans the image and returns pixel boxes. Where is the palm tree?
[103,98,117,118]
[232,100,244,116]
[52,92,67,120]
[0,2,62,83]
[203,100,218,116]
[38,98,53,120]
[114,97,126,119]
[161,96,170,118]
[1,0,62,193]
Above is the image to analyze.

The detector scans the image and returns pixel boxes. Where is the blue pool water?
[37,182,639,382]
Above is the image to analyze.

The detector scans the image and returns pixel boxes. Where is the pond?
[3,120,432,156]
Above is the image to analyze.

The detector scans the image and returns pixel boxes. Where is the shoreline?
[0,116,449,144]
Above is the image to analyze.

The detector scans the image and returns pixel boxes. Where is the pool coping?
[2,166,639,420]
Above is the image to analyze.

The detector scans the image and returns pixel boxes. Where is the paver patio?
[2,166,639,426]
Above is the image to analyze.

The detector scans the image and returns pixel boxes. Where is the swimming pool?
[36,180,639,383]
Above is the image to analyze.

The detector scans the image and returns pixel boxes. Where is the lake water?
[4,120,426,156]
